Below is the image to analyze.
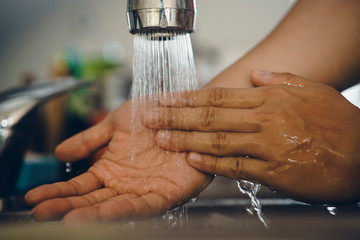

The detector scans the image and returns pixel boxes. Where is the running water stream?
[131,31,197,100]
[130,30,267,228]
[130,30,197,228]
[237,180,269,228]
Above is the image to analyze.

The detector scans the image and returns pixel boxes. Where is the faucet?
[0,78,91,199]
[127,0,196,35]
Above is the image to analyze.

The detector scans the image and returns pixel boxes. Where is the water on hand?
[129,31,197,160]
[130,30,267,228]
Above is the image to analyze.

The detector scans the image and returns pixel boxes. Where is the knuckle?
[181,131,193,147]
[271,112,289,122]
[211,132,228,152]
[230,158,243,179]
[169,131,187,151]
[164,108,174,127]
[255,111,292,126]
[254,111,271,123]
[208,88,228,106]
[208,156,219,172]
[200,107,217,129]
[83,194,97,205]
[82,131,94,152]
[273,113,292,124]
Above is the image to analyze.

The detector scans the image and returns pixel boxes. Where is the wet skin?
[25,101,212,224]
[145,71,360,204]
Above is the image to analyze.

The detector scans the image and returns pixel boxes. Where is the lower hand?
[144,70,360,204]
[25,100,212,224]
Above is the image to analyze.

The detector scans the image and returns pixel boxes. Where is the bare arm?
[207,0,360,91]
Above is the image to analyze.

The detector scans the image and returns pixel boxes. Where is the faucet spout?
[127,0,197,34]
[0,78,92,198]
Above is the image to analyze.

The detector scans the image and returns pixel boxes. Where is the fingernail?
[252,70,271,77]
[189,152,202,163]
[144,108,160,125]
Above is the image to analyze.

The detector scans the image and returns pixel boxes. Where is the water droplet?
[65,162,72,173]
[121,221,135,230]
[0,118,9,128]
[326,206,337,216]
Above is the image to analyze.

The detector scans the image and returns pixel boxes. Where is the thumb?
[55,117,112,163]
[250,70,322,88]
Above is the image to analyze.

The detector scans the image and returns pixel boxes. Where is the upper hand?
[144,70,360,204]
[25,100,212,224]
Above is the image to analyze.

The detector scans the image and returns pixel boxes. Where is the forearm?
[206,0,360,91]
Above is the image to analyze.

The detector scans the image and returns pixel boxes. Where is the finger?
[62,206,99,225]
[187,152,268,182]
[159,88,264,108]
[98,192,168,220]
[250,70,323,88]
[55,116,113,162]
[145,107,261,132]
[155,130,269,160]
[62,193,168,224]
[31,187,117,221]
[25,171,101,205]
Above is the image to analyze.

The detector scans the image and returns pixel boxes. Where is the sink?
[1,175,359,239]
[0,197,359,240]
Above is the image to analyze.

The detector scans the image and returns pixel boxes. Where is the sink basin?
[0,198,359,240]
[1,177,359,239]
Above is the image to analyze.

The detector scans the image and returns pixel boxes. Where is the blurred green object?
[83,56,119,80]
[52,47,121,117]
[54,47,120,81]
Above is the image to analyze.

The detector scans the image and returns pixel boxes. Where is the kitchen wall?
[0,0,294,90]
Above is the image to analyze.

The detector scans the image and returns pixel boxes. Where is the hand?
[144,70,360,204]
[25,100,212,224]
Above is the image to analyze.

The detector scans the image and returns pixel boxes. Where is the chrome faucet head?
[127,0,196,35]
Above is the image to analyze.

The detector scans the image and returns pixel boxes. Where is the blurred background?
[1,0,359,103]
[0,0,359,201]
[0,0,299,93]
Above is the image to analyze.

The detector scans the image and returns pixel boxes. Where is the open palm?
[25,100,212,224]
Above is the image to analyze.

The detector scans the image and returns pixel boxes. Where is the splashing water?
[236,180,269,228]
[326,206,337,216]
[161,205,190,229]
[160,197,198,229]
